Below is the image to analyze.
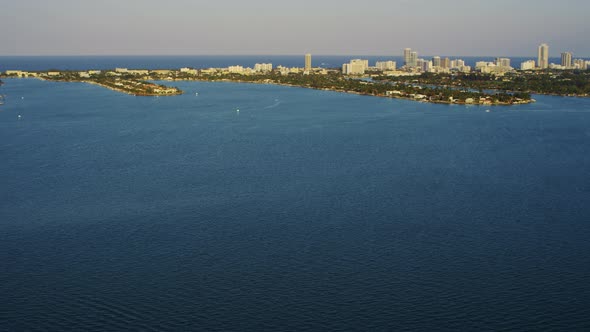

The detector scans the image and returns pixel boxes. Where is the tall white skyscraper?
[561,52,572,68]
[403,48,412,67]
[305,53,312,71]
[538,43,549,69]
[409,52,418,68]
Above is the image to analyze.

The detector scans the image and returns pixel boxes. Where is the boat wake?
[263,99,281,110]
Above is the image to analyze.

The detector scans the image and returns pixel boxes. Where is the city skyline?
[1,0,589,56]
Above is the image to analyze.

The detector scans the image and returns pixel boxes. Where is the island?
[4,65,589,105]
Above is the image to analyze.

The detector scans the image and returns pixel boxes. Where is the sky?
[1,0,589,57]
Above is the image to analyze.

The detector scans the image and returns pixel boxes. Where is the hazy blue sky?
[1,0,588,56]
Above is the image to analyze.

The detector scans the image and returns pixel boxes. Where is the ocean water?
[0,55,575,71]
[1,77,590,331]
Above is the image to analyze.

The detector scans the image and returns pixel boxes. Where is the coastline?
[1,71,534,105]
[159,77,533,106]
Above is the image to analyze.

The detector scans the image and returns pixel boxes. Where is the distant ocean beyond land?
[0,55,569,71]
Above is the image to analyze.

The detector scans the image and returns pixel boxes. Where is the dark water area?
[1,77,590,331]
[0,55,572,71]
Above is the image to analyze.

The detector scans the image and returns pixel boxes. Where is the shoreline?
[157,77,533,106]
[1,74,533,105]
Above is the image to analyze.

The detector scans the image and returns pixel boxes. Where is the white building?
[476,62,511,74]
[495,58,511,68]
[254,63,273,72]
[180,67,198,75]
[574,59,587,70]
[375,61,396,71]
[228,66,245,74]
[342,59,369,75]
[561,52,573,68]
[538,43,549,69]
[520,60,536,70]
[403,48,412,67]
[417,59,432,72]
[305,54,312,71]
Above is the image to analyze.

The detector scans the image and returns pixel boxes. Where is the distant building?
[432,56,441,67]
[441,57,451,69]
[573,59,587,70]
[5,70,25,76]
[254,63,273,72]
[520,60,536,70]
[561,52,573,68]
[342,59,369,75]
[538,43,549,69]
[403,48,412,67]
[450,59,465,68]
[228,65,245,74]
[409,52,418,68]
[476,61,511,74]
[495,58,511,68]
[305,54,312,71]
[417,59,431,72]
[375,61,396,71]
[180,67,198,75]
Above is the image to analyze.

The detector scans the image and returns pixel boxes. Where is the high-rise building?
[409,52,418,68]
[417,59,432,72]
[538,43,549,69]
[305,53,312,71]
[561,52,572,68]
[376,61,396,71]
[432,56,441,67]
[403,48,412,67]
[441,57,451,69]
[495,58,511,68]
[342,59,369,75]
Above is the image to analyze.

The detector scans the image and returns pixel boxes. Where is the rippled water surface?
[2,78,590,331]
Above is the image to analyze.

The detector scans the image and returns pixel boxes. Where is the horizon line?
[1,54,588,58]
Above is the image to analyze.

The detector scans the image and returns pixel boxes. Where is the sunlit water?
[2,78,590,331]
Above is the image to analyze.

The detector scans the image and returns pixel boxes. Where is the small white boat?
[195,92,199,96]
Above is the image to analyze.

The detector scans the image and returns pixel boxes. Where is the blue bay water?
[1,73,590,330]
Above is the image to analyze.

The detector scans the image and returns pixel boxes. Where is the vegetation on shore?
[0,69,538,105]
[191,72,532,105]
[374,70,590,97]
[41,72,182,96]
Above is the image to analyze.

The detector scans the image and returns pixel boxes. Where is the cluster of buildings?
[339,44,588,77]
[3,49,588,81]
[520,43,588,70]
[402,48,472,73]
[341,48,473,76]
